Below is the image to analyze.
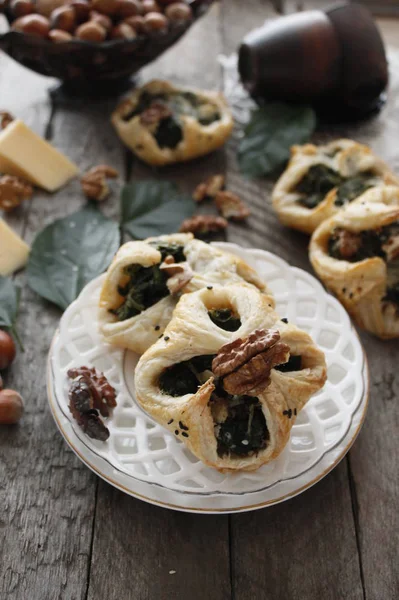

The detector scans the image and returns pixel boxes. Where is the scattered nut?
[50,5,76,32]
[48,28,73,41]
[0,390,24,425]
[193,174,225,202]
[35,0,65,17]
[117,0,143,18]
[110,22,136,39]
[0,175,33,212]
[143,11,168,31]
[12,14,50,37]
[0,111,15,130]
[142,0,161,13]
[68,0,91,22]
[179,214,228,236]
[160,257,194,294]
[10,0,35,18]
[212,329,290,396]
[67,365,117,416]
[75,20,107,41]
[165,2,192,22]
[124,14,146,33]
[91,0,118,16]
[0,330,16,370]
[90,10,112,32]
[215,190,250,221]
[81,164,119,201]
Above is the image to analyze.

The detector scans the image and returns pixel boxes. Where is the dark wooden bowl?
[0,0,213,92]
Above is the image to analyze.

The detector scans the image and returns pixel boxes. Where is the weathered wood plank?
[87,7,231,600]
[221,2,365,599]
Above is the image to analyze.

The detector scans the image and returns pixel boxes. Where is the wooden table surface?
[1,2,398,599]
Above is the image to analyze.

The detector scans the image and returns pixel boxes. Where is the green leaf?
[0,276,20,328]
[27,205,120,310]
[238,103,317,178]
[120,180,195,240]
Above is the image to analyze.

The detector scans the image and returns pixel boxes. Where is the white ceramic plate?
[47,243,369,513]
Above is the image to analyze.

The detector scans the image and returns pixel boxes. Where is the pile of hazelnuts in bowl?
[1,0,193,43]
[0,330,23,426]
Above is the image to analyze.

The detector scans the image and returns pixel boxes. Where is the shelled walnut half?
[0,175,33,211]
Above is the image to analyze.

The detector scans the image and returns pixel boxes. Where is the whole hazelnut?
[142,0,160,13]
[50,6,76,33]
[90,10,112,33]
[48,28,73,41]
[68,0,90,22]
[0,330,16,371]
[117,0,142,18]
[91,0,118,16]
[35,0,64,17]
[10,0,35,18]
[75,20,107,41]
[124,14,146,34]
[143,11,168,31]
[110,22,136,39]
[165,2,192,22]
[0,389,24,425]
[12,14,51,37]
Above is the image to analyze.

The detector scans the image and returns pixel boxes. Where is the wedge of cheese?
[0,219,30,276]
[0,120,79,192]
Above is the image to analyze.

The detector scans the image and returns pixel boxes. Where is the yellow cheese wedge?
[0,219,30,276]
[0,120,79,192]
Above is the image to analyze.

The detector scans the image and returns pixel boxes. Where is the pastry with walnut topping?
[111,80,233,166]
[135,284,326,472]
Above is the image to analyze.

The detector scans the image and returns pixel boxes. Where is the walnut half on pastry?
[272,139,399,235]
[99,233,270,355]
[135,284,326,472]
[111,80,234,167]
[309,186,399,339]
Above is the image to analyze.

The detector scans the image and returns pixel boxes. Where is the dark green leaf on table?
[120,180,195,240]
[238,103,317,177]
[0,275,23,349]
[27,205,120,311]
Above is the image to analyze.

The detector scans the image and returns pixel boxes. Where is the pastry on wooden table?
[135,284,327,472]
[272,138,399,234]
[111,80,234,167]
[309,186,399,339]
[99,233,270,355]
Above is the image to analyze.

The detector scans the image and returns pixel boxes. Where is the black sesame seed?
[175,430,179,435]
[181,432,189,438]
[342,287,347,293]
[207,286,213,290]
[294,408,297,416]
[179,421,189,431]
[155,325,160,331]
[159,334,164,339]
[167,419,173,425]
[283,409,293,419]
[164,336,170,341]
[349,293,354,299]
[281,318,288,324]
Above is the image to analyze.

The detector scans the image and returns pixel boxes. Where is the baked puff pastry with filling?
[99,233,270,355]
[272,139,399,235]
[135,284,327,472]
[111,80,234,167]
[309,186,399,339]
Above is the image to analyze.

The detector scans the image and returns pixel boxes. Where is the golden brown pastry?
[135,284,327,472]
[272,139,399,234]
[111,80,234,167]
[99,233,270,355]
[309,185,399,339]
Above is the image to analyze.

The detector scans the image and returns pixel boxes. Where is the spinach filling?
[111,243,185,321]
[296,165,377,209]
[159,354,216,397]
[208,308,242,332]
[275,355,302,372]
[123,90,221,150]
[212,386,269,457]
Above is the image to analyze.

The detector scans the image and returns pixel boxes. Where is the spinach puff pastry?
[111,80,233,167]
[309,186,399,339]
[135,284,326,472]
[99,234,269,355]
[272,139,399,234]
